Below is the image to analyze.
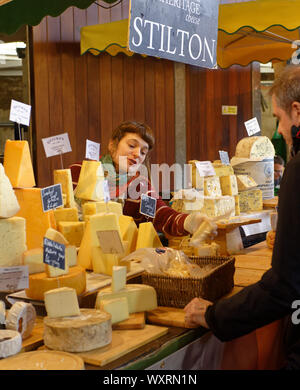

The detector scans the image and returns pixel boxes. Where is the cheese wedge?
[136,222,162,249]
[57,221,85,247]
[0,163,20,218]
[74,160,105,201]
[3,140,35,188]
[99,297,129,324]
[44,287,80,318]
[235,136,275,159]
[219,175,238,196]
[95,284,157,313]
[53,207,78,223]
[111,266,127,293]
[118,215,138,253]
[0,217,27,267]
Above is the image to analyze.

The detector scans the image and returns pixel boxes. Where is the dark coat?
[205,152,300,344]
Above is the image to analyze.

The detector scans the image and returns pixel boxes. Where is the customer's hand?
[184,297,212,329]
[266,230,276,249]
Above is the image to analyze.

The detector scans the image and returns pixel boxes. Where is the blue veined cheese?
[219,175,238,196]
[236,174,257,191]
[238,189,263,213]
[234,195,240,216]
[235,136,275,159]
[200,196,235,218]
[204,176,222,197]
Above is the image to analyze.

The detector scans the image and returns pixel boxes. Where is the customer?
[70,120,216,239]
[184,65,300,369]
[274,154,285,195]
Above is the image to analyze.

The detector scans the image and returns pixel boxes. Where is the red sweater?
[70,162,188,237]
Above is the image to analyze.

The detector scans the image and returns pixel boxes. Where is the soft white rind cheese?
[0,330,22,358]
[6,301,36,340]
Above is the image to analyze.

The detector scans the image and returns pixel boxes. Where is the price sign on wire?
[41,184,63,212]
[195,161,216,177]
[219,150,230,165]
[244,117,261,137]
[9,99,31,126]
[0,266,29,292]
[85,139,100,161]
[43,238,66,270]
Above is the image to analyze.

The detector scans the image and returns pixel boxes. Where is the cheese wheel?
[0,301,5,327]
[43,308,112,352]
[25,266,86,301]
[0,350,85,370]
[235,136,275,159]
[0,330,22,358]
[5,302,36,340]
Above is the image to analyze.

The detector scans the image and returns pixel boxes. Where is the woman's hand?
[184,213,218,244]
[184,297,212,329]
[266,230,276,249]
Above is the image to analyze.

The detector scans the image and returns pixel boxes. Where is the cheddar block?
[0,217,27,267]
[53,169,75,208]
[0,163,20,218]
[136,222,162,249]
[212,162,234,177]
[118,215,138,253]
[235,136,275,159]
[25,266,86,301]
[95,284,157,314]
[14,188,56,250]
[236,175,258,191]
[53,207,78,224]
[99,297,129,324]
[57,221,85,247]
[89,213,123,253]
[82,201,122,221]
[204,176,222,197]
[74,160,105,201]
[238,189,263,213]
[3,140,35,188]
[219,175,238,196]
[111,266,127,293]
[44,287,80,318]
[92,247,122,276]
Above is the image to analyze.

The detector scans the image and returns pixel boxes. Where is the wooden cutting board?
[112,312,145,330]
[234,267,265,287]
[42,324,168,367]
[147,307,188,328]
[235,255,272,271]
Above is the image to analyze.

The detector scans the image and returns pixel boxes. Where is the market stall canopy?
[80,0,300,68]
[218,0,300,68]
[0,0,115,35]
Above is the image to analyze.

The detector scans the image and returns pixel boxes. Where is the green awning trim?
[0,0,115,35]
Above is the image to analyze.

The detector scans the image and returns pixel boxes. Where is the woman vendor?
[70,120,216,239]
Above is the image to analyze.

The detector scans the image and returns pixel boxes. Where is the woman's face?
[110,132,149,173]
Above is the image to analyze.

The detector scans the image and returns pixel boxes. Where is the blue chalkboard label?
[43,237,65,270]
[41,184,63,212]
[140,194,157,218]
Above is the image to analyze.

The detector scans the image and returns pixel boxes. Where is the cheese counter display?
[0,135,278,370]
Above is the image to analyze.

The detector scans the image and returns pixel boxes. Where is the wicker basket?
[141,256,235,308]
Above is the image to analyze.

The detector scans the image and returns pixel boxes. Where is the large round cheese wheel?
[0,350,84,370]
[0,330,22,358]
[25,266,86,301]
[5,302,36,340]
[235,136,275,159]
[43,308,111,352]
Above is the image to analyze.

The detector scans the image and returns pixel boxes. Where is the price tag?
[140,194,157,218]
[0,266,29,292]
[41,184,63,212]
[42,133,72,158]
[43,238,65,270]
[96,231,124,254]
[195,161,216,177]
[86,139,100,161]
[102,180,110,203]
[244,117,261,137]
[219,150,230,165]
[9,99,31,126]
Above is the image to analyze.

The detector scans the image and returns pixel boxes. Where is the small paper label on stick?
[96,230,124,254]
[42,133,72,158]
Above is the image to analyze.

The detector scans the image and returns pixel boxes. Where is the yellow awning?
[81,0,300,67]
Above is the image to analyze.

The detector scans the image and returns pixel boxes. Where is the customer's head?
[108,121,155,173]
[270,65,300,146]
[274,155,284,184]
